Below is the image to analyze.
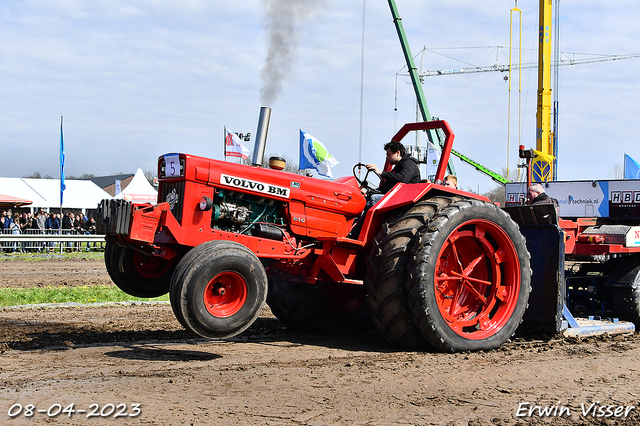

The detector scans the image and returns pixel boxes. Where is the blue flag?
[624,154,640,179]
[299,130,339,178]
[60,116,66,205]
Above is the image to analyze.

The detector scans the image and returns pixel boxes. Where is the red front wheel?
[203,272,248,318]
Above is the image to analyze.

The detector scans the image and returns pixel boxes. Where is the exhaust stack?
[252,107,271,166]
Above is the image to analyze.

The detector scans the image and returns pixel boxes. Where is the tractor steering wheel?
[353,163,382,198]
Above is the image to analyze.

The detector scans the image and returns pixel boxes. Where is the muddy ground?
[1,256,640,425]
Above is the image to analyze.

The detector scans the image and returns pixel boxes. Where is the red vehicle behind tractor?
[97,115,535,352]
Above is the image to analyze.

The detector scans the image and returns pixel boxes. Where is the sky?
[1,0,639,194]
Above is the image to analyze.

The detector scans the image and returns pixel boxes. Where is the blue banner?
[624,154,640,179]
[60,116,66,205]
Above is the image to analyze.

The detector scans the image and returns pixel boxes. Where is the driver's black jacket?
[378,155,421,194]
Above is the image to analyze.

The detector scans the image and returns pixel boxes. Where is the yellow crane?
[413,1,638,183]
[533,0,554,182]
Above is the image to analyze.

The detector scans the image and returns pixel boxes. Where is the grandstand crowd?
[1,208,98,253]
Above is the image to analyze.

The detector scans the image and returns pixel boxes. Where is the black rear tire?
[104,241,174,298]
[267,274,373,333]
[170,241,267,339]
[408,199,531,352]
[364,197,459,349]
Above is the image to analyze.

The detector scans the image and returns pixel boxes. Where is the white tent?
[115,168,157,203]
[0,177,111,210]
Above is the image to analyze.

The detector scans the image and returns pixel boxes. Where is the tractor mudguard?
[353,182,490,244]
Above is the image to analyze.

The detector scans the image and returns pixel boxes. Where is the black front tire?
[170,241,267,339]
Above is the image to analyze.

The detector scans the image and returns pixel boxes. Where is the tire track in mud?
[3,257,640,425]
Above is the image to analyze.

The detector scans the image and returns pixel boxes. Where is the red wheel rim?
[433,219,521,340]
[203,271,248,318]
[133,251,172,278]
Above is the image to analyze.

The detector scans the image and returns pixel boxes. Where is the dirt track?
[1,256,640,425]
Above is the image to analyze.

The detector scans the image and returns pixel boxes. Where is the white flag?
[299,130,339,179]
[225,127,250,160]
[426,142,441,181]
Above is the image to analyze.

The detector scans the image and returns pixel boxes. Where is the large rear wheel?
[365,197,459,349]
[170,241,267,339]
[267,274,373,333]
[408,199,531,352]
[104,241,175,298]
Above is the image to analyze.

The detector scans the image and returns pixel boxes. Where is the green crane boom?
[387,0,507,186]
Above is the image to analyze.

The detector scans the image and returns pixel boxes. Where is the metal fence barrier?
[0,229,105,253]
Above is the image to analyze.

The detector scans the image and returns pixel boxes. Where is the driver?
[364,141,421,205]
[349,141,420,238]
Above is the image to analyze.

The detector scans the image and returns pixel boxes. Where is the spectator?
[45,213,54,233]
[10,214,21,252]
[443,175,458,189]
[45,212,58,251]
[84,216,97,251]
[73,213,83,234]
[18,213,28,252]
[37,209,46,230]
[28,212,42,252]
[53,214,61,233]
[30,212,41,230]
[85,217,97,234]
[62,212,73,232]
[24,212,33,233]
[527,183,559,206]
[19,213,27,231]
[2,210,14,231]
[62,212,74,250]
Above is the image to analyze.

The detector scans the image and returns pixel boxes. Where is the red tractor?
[97,116,532,352]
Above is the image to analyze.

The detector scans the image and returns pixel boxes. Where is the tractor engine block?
[211,189,285,236]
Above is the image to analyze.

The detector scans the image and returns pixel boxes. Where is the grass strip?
[0,252,104,262]
[0,285,169,307]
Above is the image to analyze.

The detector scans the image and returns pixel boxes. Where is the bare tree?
[483,186,507,206]
[608,164,623,179]
[144,170,157,186]
[481,167,524,206]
